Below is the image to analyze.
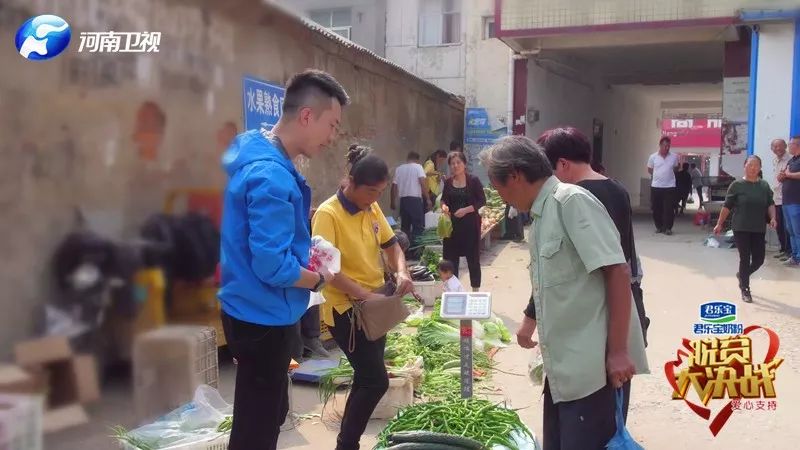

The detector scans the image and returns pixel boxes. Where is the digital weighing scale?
[439,292,492,398]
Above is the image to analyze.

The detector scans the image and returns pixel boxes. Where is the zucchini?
[389,431,486,449]
[441,360,461,370]
[387,443,478,450]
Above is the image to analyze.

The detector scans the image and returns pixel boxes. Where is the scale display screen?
[444,294,467,315]
[439,292,492,319]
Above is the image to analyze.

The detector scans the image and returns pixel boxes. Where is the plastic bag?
[606,388,645,449]
[693,208,710,226]
[308,236,341,308]
[118,385,232,449]
[528,348,545,385]
[437,214,453,239]
[508,207,519,219]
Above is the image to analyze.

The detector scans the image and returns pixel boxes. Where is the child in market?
[438,259,463,292]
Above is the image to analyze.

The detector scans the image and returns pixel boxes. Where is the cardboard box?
[70,355,100,404]
[0,365,45,395]
[14,337,72,368]
[42,404,88,434]
[13,337,100,408]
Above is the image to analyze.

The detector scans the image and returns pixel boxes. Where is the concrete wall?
[752,22,796,165]
[273,0,387,56]
[0,0,463,359]
[600,84,723,206]
[386,0,467,95]
[525,57,599,140]
[465,0,511,127]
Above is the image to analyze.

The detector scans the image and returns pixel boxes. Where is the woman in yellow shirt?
[312,145,413,450]
[424,149,448,206]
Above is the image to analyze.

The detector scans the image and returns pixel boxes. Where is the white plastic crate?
[413,280,441,307]
[424,212,441,229]
[0,394,43,450]
[370,377,414,420]
[121,434,229,450]
[133,326,219,421]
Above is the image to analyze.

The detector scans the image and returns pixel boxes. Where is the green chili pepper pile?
[376,399,533,450]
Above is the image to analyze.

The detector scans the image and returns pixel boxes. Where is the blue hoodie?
[218,129,311,326]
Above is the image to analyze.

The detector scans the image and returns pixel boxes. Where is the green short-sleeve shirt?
[529,176,649,403]
[723,179,774,233]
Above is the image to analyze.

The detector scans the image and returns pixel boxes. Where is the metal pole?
[460,319,473,398]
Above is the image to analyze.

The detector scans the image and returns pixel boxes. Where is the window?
[309,8,352,40]
[483,16,495,39]
[419,0,461,46]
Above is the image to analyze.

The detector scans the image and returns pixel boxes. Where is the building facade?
[279,0,517,166]
[495,0,800,206]
[271,0,388,56]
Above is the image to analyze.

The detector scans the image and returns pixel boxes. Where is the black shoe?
[664,229,674,236]
[774,252,787,259]
[656,229,664,234]
[741,288,753,303]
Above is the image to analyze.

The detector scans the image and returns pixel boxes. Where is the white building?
[270,0,388,56]
[275,0,515,178]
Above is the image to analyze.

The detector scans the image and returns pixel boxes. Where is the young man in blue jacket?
[218,69,349,450]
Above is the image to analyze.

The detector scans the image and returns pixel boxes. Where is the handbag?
[347,213,410,348]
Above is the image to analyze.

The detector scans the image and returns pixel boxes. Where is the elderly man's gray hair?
[480,135,553,184]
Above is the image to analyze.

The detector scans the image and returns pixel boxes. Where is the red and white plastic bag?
[307,236,341,308]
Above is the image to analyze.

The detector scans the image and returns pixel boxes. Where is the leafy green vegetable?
[417,319,460,348]
[410,229,442,251]
[420,248,443,280]
[319,357,354,404]
[111,426,156,450]
[385,332,419,367]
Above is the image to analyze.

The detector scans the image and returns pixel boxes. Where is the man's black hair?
[282,69,350,116]
[407,151,420,161]
[659,136,672,145]
[537,127,592,167]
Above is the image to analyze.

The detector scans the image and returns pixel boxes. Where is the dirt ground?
[48,213,800,450]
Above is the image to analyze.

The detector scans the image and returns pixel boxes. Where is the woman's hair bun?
[346,144,371,166]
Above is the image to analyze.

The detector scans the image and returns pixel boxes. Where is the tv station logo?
[16,14,160,61]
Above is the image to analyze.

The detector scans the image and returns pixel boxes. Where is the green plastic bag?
[437,214,453,239]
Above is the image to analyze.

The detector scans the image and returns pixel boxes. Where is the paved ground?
[49,213,800,450]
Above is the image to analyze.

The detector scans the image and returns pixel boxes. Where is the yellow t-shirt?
[312,191,396,327]
[424,160,441,195]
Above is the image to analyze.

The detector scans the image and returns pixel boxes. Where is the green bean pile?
[376,399,533,450]
[217,416,232,433]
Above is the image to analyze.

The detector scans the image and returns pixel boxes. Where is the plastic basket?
[412,281,441,307]
[133,326,219,421]
[0,394,43,450]
[120,433,229,450]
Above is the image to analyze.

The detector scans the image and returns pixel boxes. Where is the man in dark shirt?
[675,163,693,215]
[536,127,650,349]
[778,135,800,266]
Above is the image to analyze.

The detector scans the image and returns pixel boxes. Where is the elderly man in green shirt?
[481,136,648,450]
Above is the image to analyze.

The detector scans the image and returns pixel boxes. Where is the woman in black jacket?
[440,151,486,291]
